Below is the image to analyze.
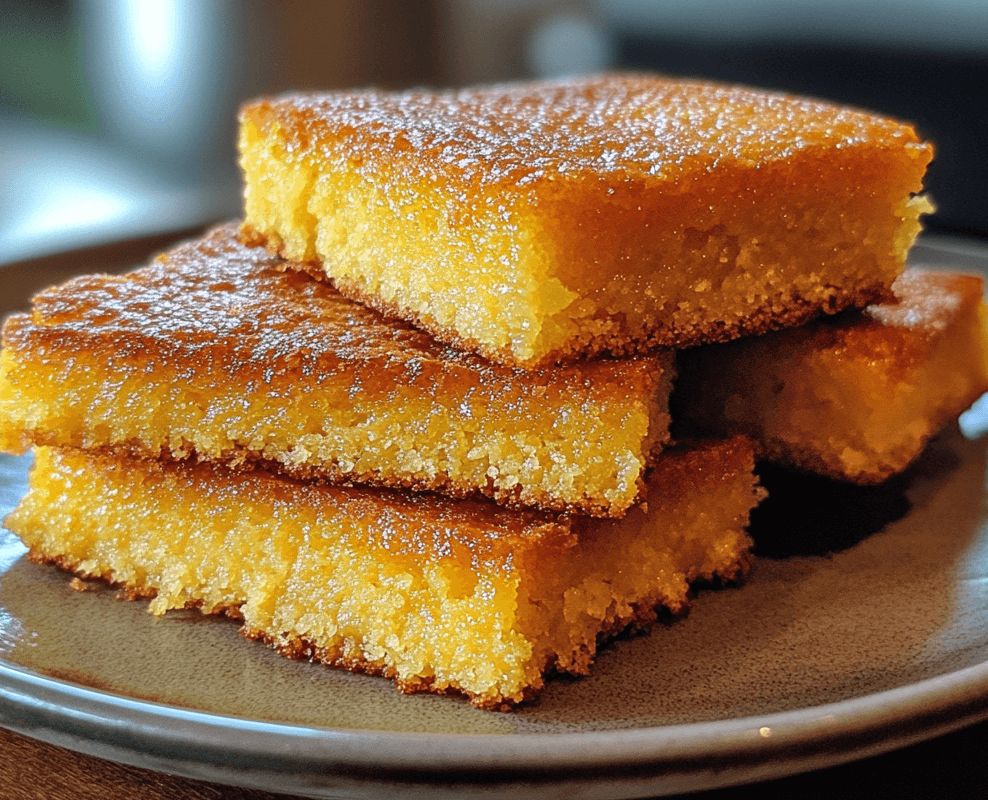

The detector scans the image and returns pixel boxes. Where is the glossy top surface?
[4,223,657,391]
[242,73,932,189]
[11,223,463,371]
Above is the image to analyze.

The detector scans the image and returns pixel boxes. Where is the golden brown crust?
[240,74,929,193]
[27,548,160,601]
[238,586,756,711]
[242,219,892,365]
[3,223,671,517]
[241,224,894,367]
[29,543,724,710]
[326,258,893,363]
[674,270,988,484]
[13,438,760,710]
[239,75,931,367]
[759,443,898,486]
[240,626,527,710]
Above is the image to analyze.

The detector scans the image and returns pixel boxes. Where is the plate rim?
[3,230,988,798]
[5,640,988,797]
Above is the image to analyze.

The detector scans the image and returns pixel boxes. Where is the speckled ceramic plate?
[3,234,988,799]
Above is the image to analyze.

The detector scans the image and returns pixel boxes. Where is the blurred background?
[2,0,986,265]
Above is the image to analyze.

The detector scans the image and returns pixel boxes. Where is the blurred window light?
[0,0,245,264]
[116,0,188,118]
[526,11,615,78]
[0,116,234,264]
[81,0,234,172]
[603,0,988,54]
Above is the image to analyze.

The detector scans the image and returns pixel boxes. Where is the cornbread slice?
[0,224,672,517]
[7,438,763,709]
[239,73,933,367]
[674,270,988,483]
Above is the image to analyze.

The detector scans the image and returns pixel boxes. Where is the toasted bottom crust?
[242,593,686,711]
[241,223,891,369]
[36,542,741,712]
[332,271,890,370]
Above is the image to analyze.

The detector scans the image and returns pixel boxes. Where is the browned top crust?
[240,73,931,193]
[2,223,670,517]
[9,223,662,392]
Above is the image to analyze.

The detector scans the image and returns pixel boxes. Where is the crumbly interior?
[0,225,672,517]
[7,439,762,709]
[239,75,933,367]
[674,270,988,483]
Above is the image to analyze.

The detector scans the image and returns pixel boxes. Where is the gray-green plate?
[2,233,988,799]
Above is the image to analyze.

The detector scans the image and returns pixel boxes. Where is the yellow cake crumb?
[675,270,988,483]
[239,74,933,367]
[0,224,672,518]
[6,438,763,708]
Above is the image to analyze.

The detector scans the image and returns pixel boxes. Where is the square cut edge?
[238,73,935,367]
[6,437,764,709]
[0,223,672,518]
[674,269,988,483]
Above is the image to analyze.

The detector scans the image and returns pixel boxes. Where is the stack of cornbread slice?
[3,74,983,709]
[0,225,756,709]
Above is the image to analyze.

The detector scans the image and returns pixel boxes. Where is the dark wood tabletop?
[4,718,988,799]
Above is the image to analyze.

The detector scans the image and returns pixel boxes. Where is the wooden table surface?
[4,718,988,799]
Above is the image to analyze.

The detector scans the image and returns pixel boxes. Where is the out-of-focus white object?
[0,0,247,265]
[80,0,242,177]
[0,115,237,265]
[603,0,988,53]
[526,11,614,77]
